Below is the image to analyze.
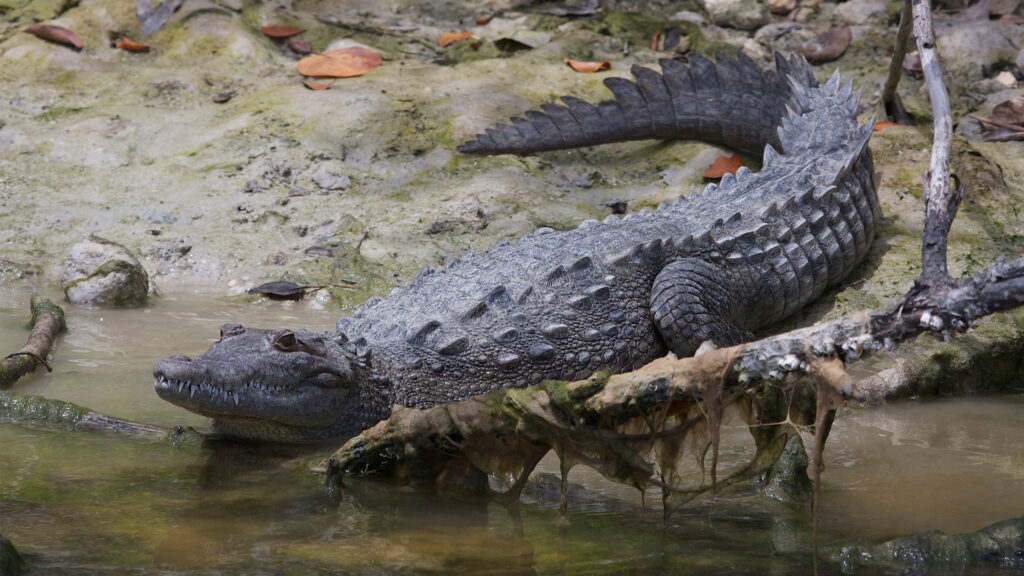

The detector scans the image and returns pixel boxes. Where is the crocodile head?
[153,323,388,442]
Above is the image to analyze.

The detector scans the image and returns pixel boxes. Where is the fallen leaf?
[564,58,610,73]
[260,25,305,39]
[794,25,851,64]
[24,24,82,50]
[476,14,495,25]
[302,80,330,90]
[213,91,235,103]
[438,31,473,47]
[115,36,150,53]
[999,14,1024,24]
[287,37,312,55]
[703,153,745,179]
[297,47,382,78]
[247,281,310,300]
[873,122,900,131]
[650,27,689,53]
[991,96,1024,127]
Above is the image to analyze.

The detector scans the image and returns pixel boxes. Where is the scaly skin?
[154,53,879,442]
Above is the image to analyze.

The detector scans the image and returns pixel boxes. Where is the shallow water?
[2,289,1024,574]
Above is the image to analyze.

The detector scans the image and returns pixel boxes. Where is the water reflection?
[2,293,1023,574]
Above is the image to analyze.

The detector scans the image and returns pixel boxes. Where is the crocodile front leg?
[650,258,759,356]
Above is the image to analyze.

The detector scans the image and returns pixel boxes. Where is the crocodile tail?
[458,52,818,156]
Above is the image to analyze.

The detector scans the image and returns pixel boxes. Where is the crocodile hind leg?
[650,258,757,357]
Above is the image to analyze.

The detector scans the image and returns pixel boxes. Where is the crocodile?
[154,53,878,442]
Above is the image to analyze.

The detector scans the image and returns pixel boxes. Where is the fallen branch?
[0,296,66,389]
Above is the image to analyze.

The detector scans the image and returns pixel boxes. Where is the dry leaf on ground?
[873,122,899,131]
[24,24,82,50]
[260,26,305,39]
[297,47,382,78]
[794,25,851,64]
[115,36,150,52]
[974,96,1024,141]
[703,153,745,178]
[438,31,473,47]
[564,59,610,73]
[302,81,330,90]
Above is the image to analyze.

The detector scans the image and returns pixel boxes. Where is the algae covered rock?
[0,534,23,576]
[698,0,769,30]
[61,235,149,306]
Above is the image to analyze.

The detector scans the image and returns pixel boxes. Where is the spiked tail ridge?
[458,52,819,156]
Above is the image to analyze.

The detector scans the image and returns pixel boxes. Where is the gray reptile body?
[154,53,878,441]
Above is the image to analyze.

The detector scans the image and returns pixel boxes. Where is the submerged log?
[0,296,66,389]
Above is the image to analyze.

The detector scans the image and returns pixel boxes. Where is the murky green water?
[2,289,1024,574]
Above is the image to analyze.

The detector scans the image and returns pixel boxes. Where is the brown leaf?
[563,58,610,73]
[703,153,745,179]
[297,47,382,78]
[115,36,150,53]
[438,31,473,47]
[260,25,305,39]
[24,24,83,50]
[794,25,851,64]
[990,96,1024,128]
[476,14,495,25]
[873,121,900,131]
[302,80,330,90]
[650,27,689,53]
[212,91,235,103]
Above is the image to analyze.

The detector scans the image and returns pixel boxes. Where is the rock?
[698,0,769,30]
[61,236,150,307]
[767,0,796,15]
[147,211,177,224]
[311,161,352,191]
[938,20,1024,82]
[834,0,890,24]
[1018,47,1024,77]
[995,70,1018,89]
[0,534,24,575]
[988,0,1021,16]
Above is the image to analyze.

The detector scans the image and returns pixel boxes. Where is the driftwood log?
[327,0,1024,510]
[0,296,66,389]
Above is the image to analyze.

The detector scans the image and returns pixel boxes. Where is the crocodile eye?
[273,330,299,352]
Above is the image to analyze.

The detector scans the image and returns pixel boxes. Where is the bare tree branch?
[0,296,66,389]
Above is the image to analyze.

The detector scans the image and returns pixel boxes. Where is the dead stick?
[882,0,914,117]
[0,296,66,389]
[912,0,959,286]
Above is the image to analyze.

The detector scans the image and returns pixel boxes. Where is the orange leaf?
[873,121,900,131]
[563,59,610,73]
[438,31,473,47]
[297,47,382,78]
[260,25,305,39]
[115,36,150,53]
[476,14,494,25]
[24,24,82,50]
[302,80,330,90]
[703,153,745,178]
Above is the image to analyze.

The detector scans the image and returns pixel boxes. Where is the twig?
[882,0,914,123]
[0,296,66,389]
